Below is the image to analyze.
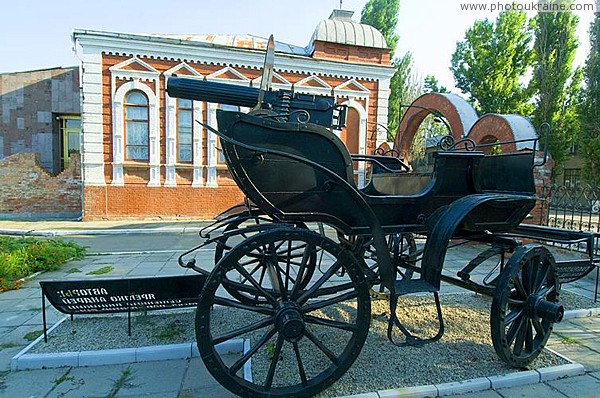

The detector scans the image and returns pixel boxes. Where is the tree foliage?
[450,10,533,115]
[360,0,400,58]
[361,0,421,140]
[529,10,579,173]
[423,75,448,93]
[579,12,600,185]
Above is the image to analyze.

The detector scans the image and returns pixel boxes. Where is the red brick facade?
[0,153,82,218]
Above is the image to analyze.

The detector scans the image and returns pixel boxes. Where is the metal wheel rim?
[214,218,316,304]
[491,244,560,368]
[197,229,371,398]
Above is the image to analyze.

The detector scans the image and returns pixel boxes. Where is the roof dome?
[312,10,388,49]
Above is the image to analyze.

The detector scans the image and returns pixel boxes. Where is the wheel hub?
[525,294,564,323]
[276,306,305,342]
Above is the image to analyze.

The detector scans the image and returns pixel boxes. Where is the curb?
[11,318,245,373]
[338,364,585,398]
[0,227,204,236]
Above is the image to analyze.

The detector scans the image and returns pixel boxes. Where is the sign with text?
[40,274,207,315]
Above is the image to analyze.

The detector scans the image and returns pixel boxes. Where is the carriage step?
[394,278,438,296]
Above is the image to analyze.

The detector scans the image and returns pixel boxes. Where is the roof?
[311,9,388,49]
[147,34,309,56]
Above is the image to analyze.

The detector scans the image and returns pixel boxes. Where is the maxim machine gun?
[166,36,598,398]
[167,37,347,130]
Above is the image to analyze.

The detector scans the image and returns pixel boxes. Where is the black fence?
[540,184,600,233]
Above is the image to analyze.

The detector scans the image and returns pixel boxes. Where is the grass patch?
[86,266,113,275]
[54,374,75,385]
[65,267,81,274]
[154,320,186,342]
[0,236,86,291]
[24,330,43,342]
[557,333,578,344]
[107,366,133,398]
[0,343,19,351]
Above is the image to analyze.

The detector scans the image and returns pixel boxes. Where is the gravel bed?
[30,291,597,396]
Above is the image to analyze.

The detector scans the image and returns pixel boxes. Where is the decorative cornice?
[73,30,395,81]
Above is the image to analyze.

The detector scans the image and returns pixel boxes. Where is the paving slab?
[546,374,600,397]
[0,366,68,397]
[495,381,568,398]
[114,359,188,396]
[49,364,125,398]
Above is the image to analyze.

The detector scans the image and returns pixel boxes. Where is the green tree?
[450,10,533,115]
[361,0,421,140]
[423,75,448,93]
[360,0,400,58]
[529,9,579,173]
[579,11,600,185]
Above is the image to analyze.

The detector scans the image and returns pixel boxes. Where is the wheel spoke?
[293,342,308,385]
[234,262,278,306]
[229,327,277,375]
[537,284,556,298]
[513,315,528,355]
[534,261,550,294]
[267,242,288,301]
[513,276,528,298]
[506,313,524,345]
[304,327,341,365]
[524,319,534,353]
[505,308,524,326]
[532,317,545,335]
[297,261,343,305]
[290,242,315,299]
[212,317,274,345]
[213,296,274,316]
[304,314,359,332]
[302,290,359,313]
[265,334,284,389]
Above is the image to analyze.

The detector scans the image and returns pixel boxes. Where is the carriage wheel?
[364,233,417,293]
[490,244,563,368]
[197,228,371,398]
[214,218,316,305]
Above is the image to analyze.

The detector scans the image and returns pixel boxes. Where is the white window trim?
[164,63,204,187]
[205,67,250,187]
[293,75,333,96]
[111,79,160,187]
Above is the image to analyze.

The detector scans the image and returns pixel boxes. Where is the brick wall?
[0,152,82,219]
[83,185,244,220]
[0,67,80,173]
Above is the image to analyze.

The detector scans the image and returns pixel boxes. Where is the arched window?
[177,99,193,162]
[124,91,149,160]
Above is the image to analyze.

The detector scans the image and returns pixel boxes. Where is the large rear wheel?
[196,228,371,398]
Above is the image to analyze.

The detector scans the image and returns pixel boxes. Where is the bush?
[0,236,86,291]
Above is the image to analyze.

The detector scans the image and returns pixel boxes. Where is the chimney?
[328,9,354,21]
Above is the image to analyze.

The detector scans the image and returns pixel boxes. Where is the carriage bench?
[39,274,207,342]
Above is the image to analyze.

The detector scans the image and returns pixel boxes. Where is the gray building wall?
[0,67,80,173]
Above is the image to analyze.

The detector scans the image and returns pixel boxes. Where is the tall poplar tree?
[579,11,600,185]
[529,10,580,173]
[450,10,533,115]
[361,0,421,140]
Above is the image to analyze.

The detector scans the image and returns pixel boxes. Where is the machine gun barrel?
[167,77,260,108]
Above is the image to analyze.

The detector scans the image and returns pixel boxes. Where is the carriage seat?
[361,172,434,196]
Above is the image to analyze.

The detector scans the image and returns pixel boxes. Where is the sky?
[0,0,596,93]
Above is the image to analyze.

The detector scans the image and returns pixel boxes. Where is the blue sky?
[0,0,595,92]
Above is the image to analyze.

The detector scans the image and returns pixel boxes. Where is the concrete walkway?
[0,220,599,397]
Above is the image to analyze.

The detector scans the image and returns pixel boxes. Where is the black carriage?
[167,37,598,398]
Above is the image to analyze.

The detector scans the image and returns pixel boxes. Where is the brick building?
[73,10,395,219]
[0,67,81,173]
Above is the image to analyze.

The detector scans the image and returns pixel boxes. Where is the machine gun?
[166,35,347,129]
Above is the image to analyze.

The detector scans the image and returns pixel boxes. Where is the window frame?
[124,90,150,162]
[176,98,194,163]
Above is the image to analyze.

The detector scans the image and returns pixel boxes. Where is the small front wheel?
[490,244,562,368]
[196,228,371,398]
